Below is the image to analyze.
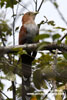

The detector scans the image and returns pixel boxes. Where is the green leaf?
[57,40,61,44]
[15,26,19,31]
[33,70,42,89]
[53,2,58,8]
[7,85,13,91]
[37,41,50,50]
[6,72,16,81]
[38,20,45,28]
[0,20,12,37]
[65,36,67,44]
[52,33,61,41]
[6,0,18,8]
[48,20,55,26]
[0,0,18,8]
[0,2,4,7]
[0,82,4,90]
[55,27,66,31]
[63,53,67,59]
[6,98,12,100]
[34,34,50,41]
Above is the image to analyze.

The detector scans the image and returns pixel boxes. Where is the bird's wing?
[19,26,27,45]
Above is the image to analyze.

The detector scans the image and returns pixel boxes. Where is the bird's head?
[22,12,38,24]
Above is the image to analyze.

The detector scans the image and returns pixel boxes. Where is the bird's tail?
[21,51,37,100]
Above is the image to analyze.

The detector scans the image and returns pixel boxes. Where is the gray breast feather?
[24,24,38,37]
[23,24,39,43]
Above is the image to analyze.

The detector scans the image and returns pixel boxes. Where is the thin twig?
[33,0,36,3]
[18,2,30,12]
[50,0,67,25]
[42,87,53,100]
[35,0,37,11]
[37,0,45,12]
[12,7,15,46]
[0,90,10,100]
[60,33,67,42]
[57,8,67,25]
[15,3,19,21]
[12,81,16,100]
[38,16,48,28]
[11,2,16,100]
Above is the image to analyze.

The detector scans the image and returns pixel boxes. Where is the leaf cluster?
[0,20,12,45]
[0,0,21,8]
[0,0,67,99]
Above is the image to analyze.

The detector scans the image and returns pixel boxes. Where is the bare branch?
[35,0,37,11]
[0,43,67,56]
[18,2,30,12]
[0,90,10,100]
[56,7,67,25]
[12,81,16,100]
[50,0,67,25]
[37,0,45,12]
[12,8,15,46]
[60,33,67,42]
[11,0,16,46]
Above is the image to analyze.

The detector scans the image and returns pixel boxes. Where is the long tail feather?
[21,52,36,100]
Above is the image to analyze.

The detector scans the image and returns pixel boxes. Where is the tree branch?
[0,43,67,56]
[50,0,67,25]
[60,33,67,42]
[0,90,10,100]
[12,81,16,100]
[35,0,37,11]
[37,0,45,12]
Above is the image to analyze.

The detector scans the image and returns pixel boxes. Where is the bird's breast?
[24,23,38,37]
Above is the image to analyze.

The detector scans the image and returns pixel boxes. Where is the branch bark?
[0,43,67,56]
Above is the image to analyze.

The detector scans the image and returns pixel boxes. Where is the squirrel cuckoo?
[19,12,38,55]
[19,12,39,100]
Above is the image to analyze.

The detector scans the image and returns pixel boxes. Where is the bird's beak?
[33,12,38,16]
[33,12,38,19]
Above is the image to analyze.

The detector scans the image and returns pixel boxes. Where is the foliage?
[0,20,12,45]
[0,0,20,8]
[0,0,67,100]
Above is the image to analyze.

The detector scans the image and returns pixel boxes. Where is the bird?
[19,12,39,55]
[19,12,39,100]
[19,12,39,67]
